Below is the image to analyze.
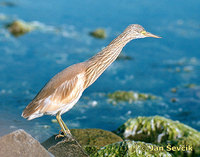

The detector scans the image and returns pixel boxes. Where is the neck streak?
[84,31,134,88]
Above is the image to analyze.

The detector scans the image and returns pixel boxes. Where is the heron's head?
[124,24,161,39]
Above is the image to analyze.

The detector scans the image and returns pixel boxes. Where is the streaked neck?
[84,31,134,88]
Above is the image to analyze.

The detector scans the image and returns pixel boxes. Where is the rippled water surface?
[0,0,200,142]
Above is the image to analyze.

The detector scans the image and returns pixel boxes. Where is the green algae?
[108,91,157,104]
[83,145,99,155]
[184,83,197,88]
[114,116,200,156]
[70,129,123,155]
[6,20,35,37]
[170,87,178,93]
[90,28,106,39]
[92,141,172,157]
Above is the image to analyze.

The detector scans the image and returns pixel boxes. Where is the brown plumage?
[22,24,160,136]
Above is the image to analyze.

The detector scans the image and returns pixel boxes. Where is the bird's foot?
[55,130,65,139]
[55,134,64,139]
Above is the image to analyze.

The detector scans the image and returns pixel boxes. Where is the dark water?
[0,0,200,142]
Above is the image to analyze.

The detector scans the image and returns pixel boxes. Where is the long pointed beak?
[145,32,161,38]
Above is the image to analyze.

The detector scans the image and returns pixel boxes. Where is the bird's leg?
[56,112,67,137]
[60,118,71,135]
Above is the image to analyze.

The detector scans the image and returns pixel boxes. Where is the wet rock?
[71,129,123,148]
[170,87,177,93]
[0,129,51,157]
[90,28,106,39]
[184,83,197,88]
[0,1,16,7]
[51,119,58,123]
[48,136,88,157]
[170,98,178,103]
[114,116,200,156]
[117,53,133,61]
[42,129,123,155]
[6,20,35,37]
[42,134,65,150]
[175,67,181,72]
[92,140,172,157]
[183,66,193,72]
[83,145,99,156]
[108,90,157,104]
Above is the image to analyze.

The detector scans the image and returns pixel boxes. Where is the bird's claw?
[55,130,65,139]
[55,134,64,139]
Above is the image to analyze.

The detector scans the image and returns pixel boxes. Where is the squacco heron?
[22,24,160,137]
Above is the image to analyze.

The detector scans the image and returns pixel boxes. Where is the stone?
[184,83,197,88]
[42,129,123,155]
[92,140,172,157]
[117,53,133,61]
[170,88,177,93]
[48,136,88,157]
[0,129,51,157]
[42,134,65,150]
[89,28,106,39]
[6,20,34,37]
[0,1,16,7]
[71,129,123,148]
[114,116,200,156]
[170,98,178,103]
[108,90,157,104]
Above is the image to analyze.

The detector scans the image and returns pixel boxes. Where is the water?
[0,0,200,142]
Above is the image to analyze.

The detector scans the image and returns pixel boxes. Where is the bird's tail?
[21,102,43,120]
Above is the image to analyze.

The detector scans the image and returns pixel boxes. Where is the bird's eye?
[141,31,146,35]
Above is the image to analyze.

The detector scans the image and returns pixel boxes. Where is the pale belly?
[46,92,82,115]
[27,92,83,120]
[27,73,85,120]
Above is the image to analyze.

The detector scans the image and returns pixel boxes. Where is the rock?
[6,20,34,37]
[83,145,99,156]
[108,90,157,104]
[42,129,123,155]
[51,119,58,123]
[184,83,197,88]
[71,129,123,148]
[48,136,88,157]
[0,129,51,157]
[90,28,106,39]
[117,53,133,61]
[170,87,177,93]
[183,66,193,72]
[42,134,65,150]
[92,140,172,157]
[0,1,16,7]
[114,116,200,156]
[170,98,178,103]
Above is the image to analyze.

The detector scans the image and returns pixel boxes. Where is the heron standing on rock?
[22,24,160,137]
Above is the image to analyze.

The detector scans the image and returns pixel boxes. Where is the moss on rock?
[70,128,123,155]
[6,20,34,37]
[108,91,157,104]
[114,116,200,156]
[90,28,106,39]
[42,128,123,155]
[184,83,197,88]
[83,145,99,155]
[92,141,172,157]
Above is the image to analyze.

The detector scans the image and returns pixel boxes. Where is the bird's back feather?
[22,62,87,119]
